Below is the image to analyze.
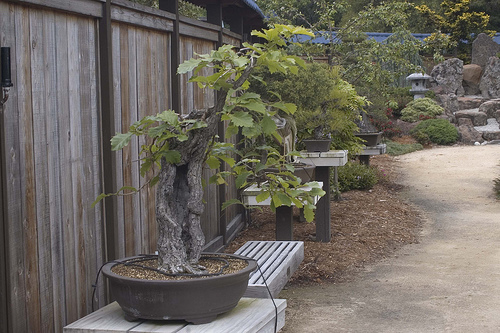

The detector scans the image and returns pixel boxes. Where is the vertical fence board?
[111,23,125,260]
[0,2,27,332]
[67,16,88,319]
[44,12,66,331]
[77,16,97,315]
[19,6,43,333]
[54,11,78,325]
[126,27,142,255]
[119,26,135,257]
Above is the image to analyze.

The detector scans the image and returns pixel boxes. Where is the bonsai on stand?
[94,25,324,324]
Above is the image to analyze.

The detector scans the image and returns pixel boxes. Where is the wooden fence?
[0,0,253,331]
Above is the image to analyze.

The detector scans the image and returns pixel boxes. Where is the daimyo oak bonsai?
[95,25,324,275]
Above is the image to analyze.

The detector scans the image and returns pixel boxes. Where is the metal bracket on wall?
[1,47,13,107]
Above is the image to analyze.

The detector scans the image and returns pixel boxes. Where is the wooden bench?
[64,298,286,333]
[235,241,304,298]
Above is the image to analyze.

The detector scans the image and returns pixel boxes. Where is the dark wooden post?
[159,0,180,113]
[276,206,293,241]
[315,166,331,242]
[99,0,118,261]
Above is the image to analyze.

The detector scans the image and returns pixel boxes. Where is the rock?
[454,110,488,126]
[471,33,500,69]
[462,64,482,95]
[479,57,500,99]
[482,131,500,141]
[478,99,500,118]
[457,118,473,126]
[458,96,485,110]
[435,93,459,117]
[458,123,484,144]
[495,110,500,123]
[430,58,464,96]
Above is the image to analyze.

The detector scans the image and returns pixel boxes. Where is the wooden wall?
[0,2,104,331]
[0,0,247,331]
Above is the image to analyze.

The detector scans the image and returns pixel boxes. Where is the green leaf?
[158,110,179,125]
[147,124,168,138]
[256,191,270,203]
[140,159,152,177]
[242,101,267,113]
[221,199,242,211]
[111,132,133,151]
[241,125,261,138]
[230,111,254,127]
[261,116,277,135]
[235,172,251,188]
[304,205,315,222]
[219,155,236,168]
[178,58,202,74]
[161,150,181,164]
[92,193,110,208]
[206,155,221,169]
[225,125,239,138]
[150,175,160,187]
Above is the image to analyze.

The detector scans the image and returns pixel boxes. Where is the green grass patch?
[385,140,424,156]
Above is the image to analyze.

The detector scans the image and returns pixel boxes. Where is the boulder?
[457,118,473,126]
[435,93,459,117]
[471,33,500,69]
[462,64,482,95]
[495,110,500,124]
[478,99,500,118]
[430,58,464,96]
[479,57,500,99]
[458,96,485,110]
[482,131,500,141]
[458,123,484,144]
[454,110,488,126]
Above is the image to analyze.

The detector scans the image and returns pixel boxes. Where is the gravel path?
[280,145,500,332]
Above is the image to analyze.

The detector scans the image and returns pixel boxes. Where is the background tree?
[415,0,493,60]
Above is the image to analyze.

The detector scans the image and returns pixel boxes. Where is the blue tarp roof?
[241,0,265,18]
[294,32,500,45]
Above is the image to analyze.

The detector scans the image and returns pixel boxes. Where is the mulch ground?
[225,154,423,286]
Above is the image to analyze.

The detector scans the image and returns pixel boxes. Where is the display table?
[298,150,348,242]
[242,182,322,241]
[64,298,286,333]
[357,144,387,165]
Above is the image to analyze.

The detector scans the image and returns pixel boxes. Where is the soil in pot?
[103,253,257,324]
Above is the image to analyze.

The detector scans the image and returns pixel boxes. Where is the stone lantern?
[406,72,431,99]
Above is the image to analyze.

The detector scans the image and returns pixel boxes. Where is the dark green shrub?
[410,119,458,145]
[385,140,424,156]
[334,162,378,192]
[401,98,444,122]
[494,176,500,199]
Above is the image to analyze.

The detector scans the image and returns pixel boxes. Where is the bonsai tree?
[249,62,367,152]
[94,25,324,274]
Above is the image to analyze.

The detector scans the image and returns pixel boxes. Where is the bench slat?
[235,241,304,298]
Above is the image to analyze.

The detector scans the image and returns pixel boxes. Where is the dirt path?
[279,145,500,332]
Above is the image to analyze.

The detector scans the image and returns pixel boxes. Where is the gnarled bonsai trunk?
[155,92,227,274]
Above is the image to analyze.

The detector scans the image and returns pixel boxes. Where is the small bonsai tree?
[94,25,325,274]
